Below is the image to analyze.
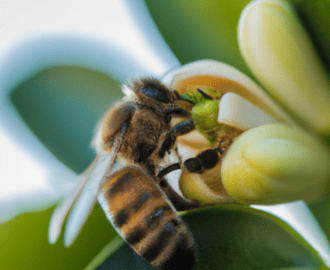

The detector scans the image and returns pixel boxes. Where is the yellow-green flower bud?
[222,123,330,204]
[238,0,330,136]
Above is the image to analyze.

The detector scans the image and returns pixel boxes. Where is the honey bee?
[49,78,226,270]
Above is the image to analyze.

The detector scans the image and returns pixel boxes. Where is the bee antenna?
[197,88,213,100]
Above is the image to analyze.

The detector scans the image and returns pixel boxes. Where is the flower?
[160,57,330,265]
[156,0,330,265]
[161,0,330,207]
[2,0,330,269]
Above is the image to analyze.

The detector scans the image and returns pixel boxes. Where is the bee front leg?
[157,163,201,211]
[159,119,195,158]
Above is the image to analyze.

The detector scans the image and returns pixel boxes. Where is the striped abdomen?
[98,165,195,270]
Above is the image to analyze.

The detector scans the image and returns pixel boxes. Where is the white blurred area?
[0,0,179,223]
[0,131,51,224]
[0,130,78,225]
[0,132,47,198]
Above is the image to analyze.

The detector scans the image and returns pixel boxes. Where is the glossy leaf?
[91,206,326,270]
[0,205,117,270]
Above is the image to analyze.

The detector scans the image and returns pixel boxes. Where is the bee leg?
[157,163,181,178]
[163,107,191,126]
[157,163,201,211]
[184,148,220,174]
[165,107,191,118]
[159,119,195,158]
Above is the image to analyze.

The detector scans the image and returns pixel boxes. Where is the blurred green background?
[2,0,330,269]
[11,66,123,174]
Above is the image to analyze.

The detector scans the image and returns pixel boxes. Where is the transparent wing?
[63,152,114,246]
[49,122,126,246]
[48,152,114,245]
[48,172,90,244]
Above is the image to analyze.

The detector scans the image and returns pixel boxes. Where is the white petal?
[163,59,296,126]
[218,92,276,130]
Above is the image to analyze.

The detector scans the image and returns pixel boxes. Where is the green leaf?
[292,0,330,73]
[0,204,118,270]
[11,66,122,174]
[91,205,326,270]
[309,197,330,248]
[145,0,254,78]
[85,236,125,270]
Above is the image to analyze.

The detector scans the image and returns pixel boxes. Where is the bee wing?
[64,152,116,246]
[48,171,90,244]
[48,152,114,246]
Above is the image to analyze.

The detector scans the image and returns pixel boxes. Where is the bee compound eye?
[198,149,220,170]
[140,87,169,103]
[184,158,203,174]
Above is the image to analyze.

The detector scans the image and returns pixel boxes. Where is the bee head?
[127,78,176,105]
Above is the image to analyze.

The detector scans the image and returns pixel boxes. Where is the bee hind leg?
[184,148,220,174]
[157,163,201,211]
